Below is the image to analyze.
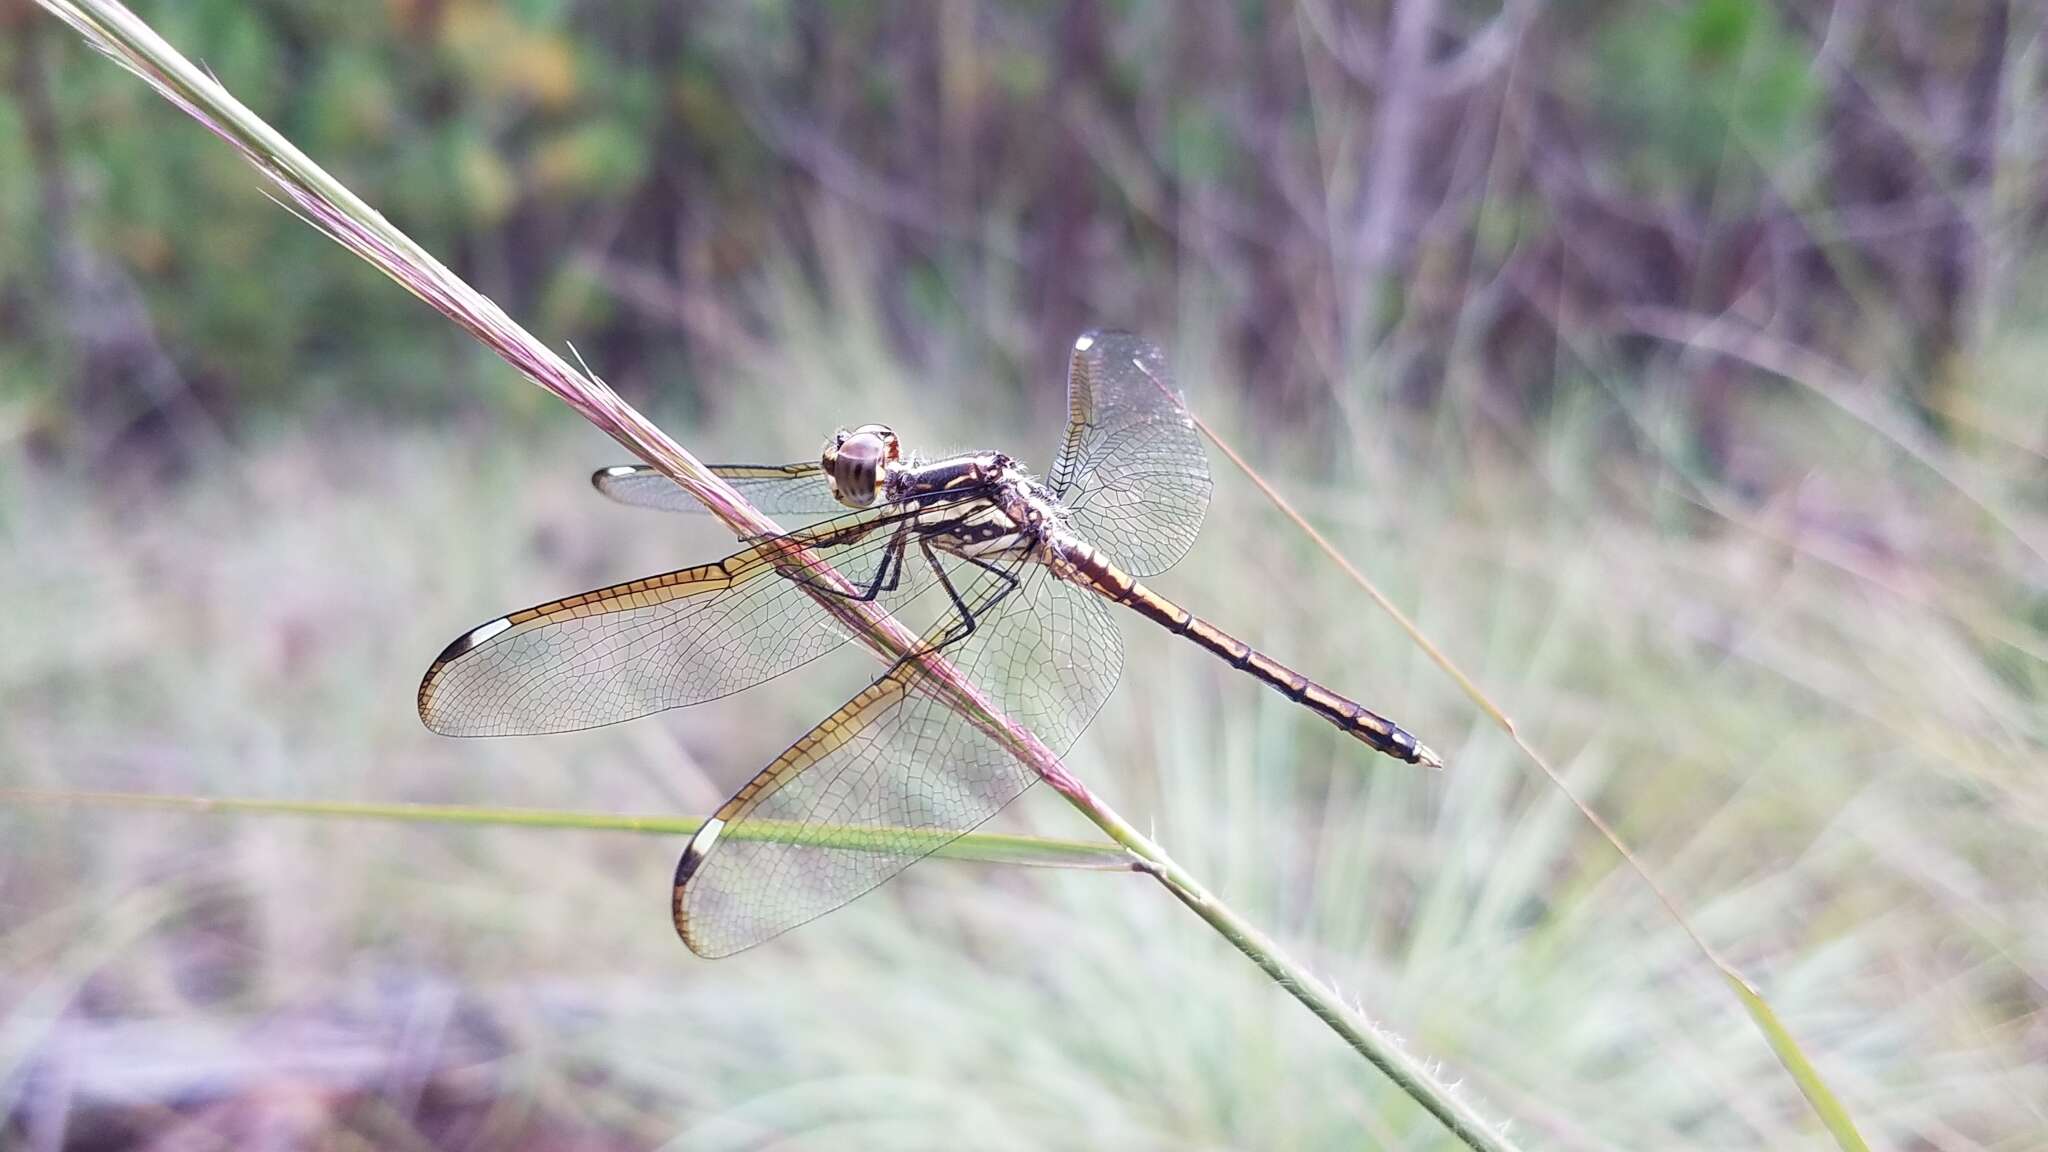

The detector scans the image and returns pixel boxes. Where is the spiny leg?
[919,543,1021,650]
[771,525,911,603]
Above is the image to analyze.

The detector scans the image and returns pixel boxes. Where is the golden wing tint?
[418,502,957,737]
[672,556,1122,957]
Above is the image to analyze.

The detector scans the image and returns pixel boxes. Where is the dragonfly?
[418,331,1440,957]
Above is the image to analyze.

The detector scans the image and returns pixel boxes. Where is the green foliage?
[1169,106,1233,185]
[531,119,648,200]
[1592,0,1820,196]
[2,0,2010,467]
[1,2,701,427]
[536,260,613,335]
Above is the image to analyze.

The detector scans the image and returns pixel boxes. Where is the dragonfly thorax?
[871,447,1069,567]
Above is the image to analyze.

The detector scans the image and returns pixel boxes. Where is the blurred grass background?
[2,0,2045,1148]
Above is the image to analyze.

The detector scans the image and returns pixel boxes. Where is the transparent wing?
[1045,330,1213,577]
[592,463,845,516]
[418,498,982,737]
[673,560,1123,957]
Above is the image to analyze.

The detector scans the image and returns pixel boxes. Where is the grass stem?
[0,789,1134,868]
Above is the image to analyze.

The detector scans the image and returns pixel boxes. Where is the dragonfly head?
[822,424,901,508]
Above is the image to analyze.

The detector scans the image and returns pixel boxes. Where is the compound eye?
[846,423,900,460]
[836,433,887,472]
[832,437,885,507]
[819,425,898,508]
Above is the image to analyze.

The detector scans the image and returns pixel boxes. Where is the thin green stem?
[1091,808,1512,1149]
[0,789,1136,869]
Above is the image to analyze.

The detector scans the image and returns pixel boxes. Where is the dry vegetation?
[3,2,2046,1149]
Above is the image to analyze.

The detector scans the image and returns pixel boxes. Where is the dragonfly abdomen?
[1056,539,1441,769]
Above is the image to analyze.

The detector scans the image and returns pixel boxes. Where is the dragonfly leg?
[774,526,911,603]
[920,543,1020,650]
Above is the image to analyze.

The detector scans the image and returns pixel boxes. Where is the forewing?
[418,502,956,737]
[592,463,845,516]
[1046,330,1213,577]
[673,561,1124,957]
